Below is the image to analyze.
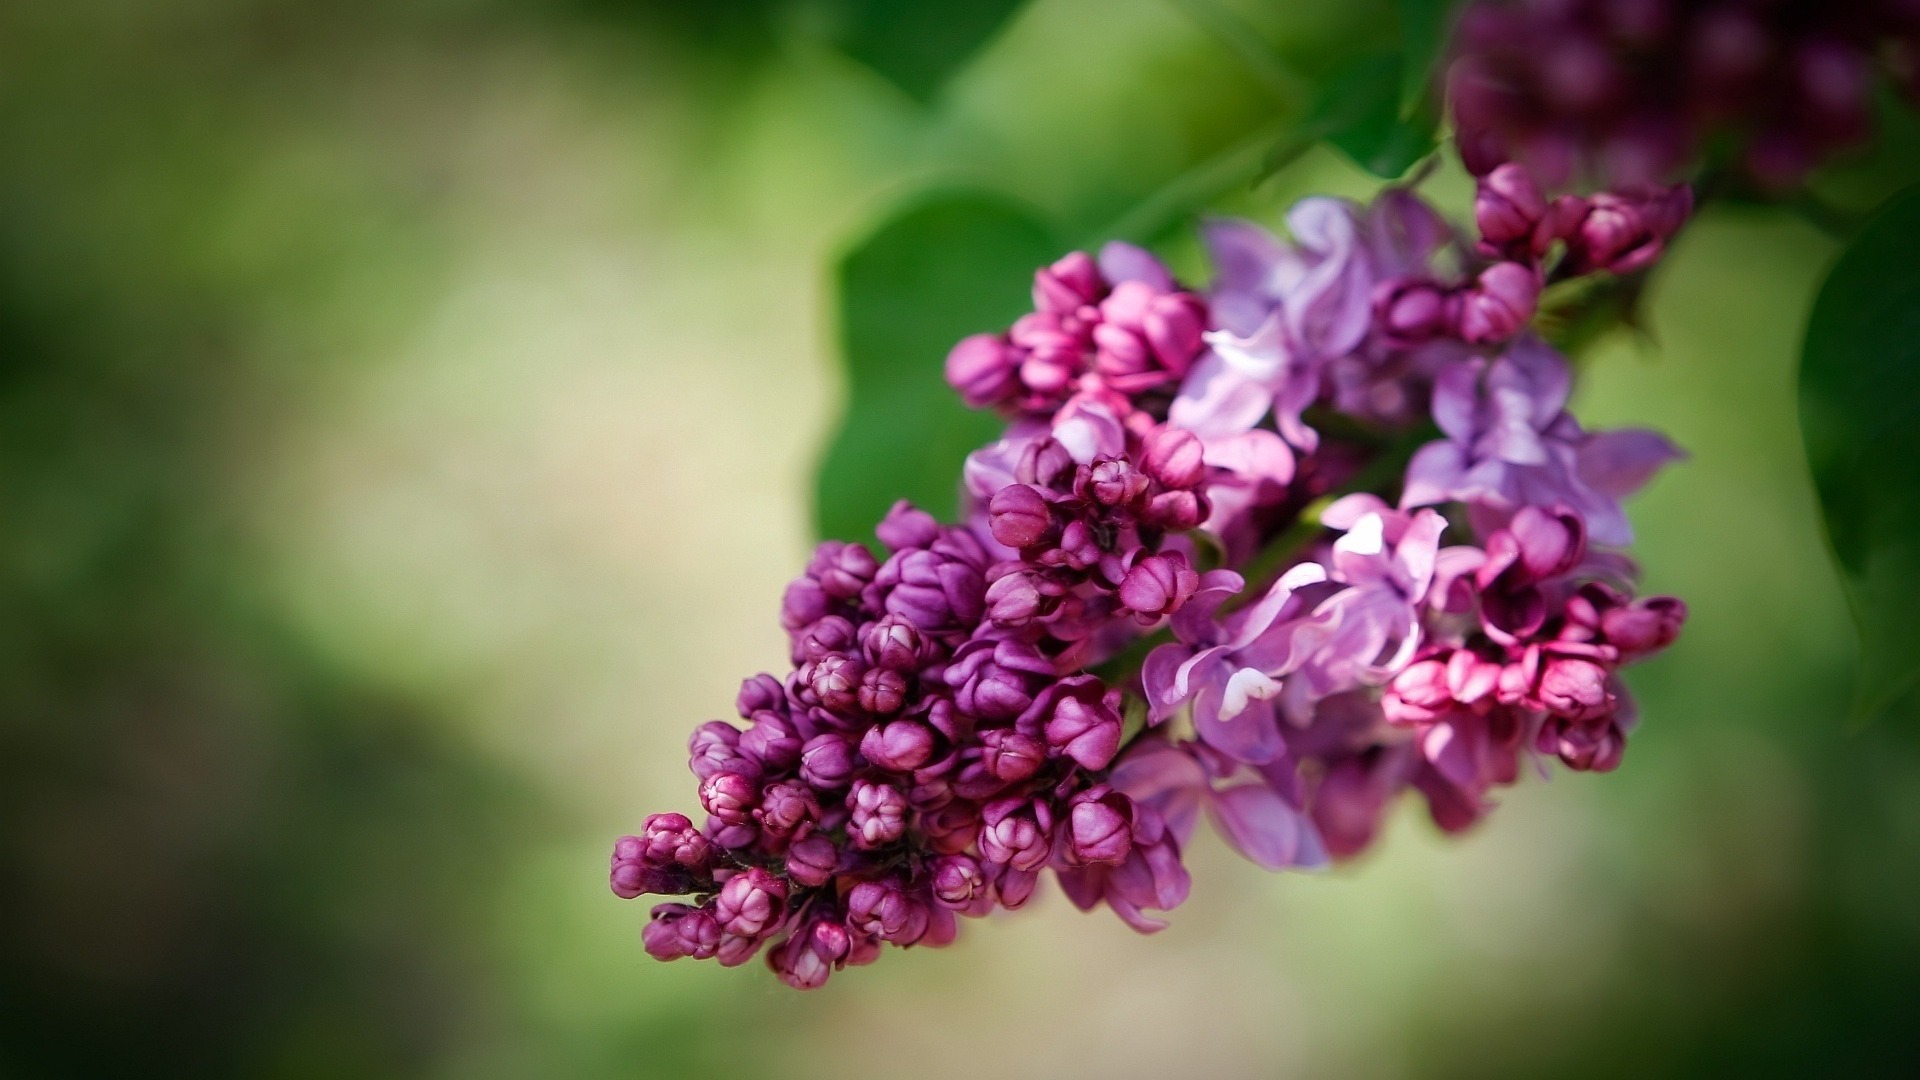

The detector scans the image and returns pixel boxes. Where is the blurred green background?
[1,2,1916,1077]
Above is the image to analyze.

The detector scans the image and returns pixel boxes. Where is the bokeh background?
[2,2,1917,1077]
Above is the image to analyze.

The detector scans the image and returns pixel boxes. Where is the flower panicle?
[615,159,1690,989]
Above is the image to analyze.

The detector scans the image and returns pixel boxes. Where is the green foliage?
[1393,0,1460,113]
[829,0,1029,102]
[814,192,1061,544]
[1799,184,1920,722]
[1301,52,1438,179]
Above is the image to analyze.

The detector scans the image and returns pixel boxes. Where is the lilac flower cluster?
[1447,0,1920,189]
[611,488,1202,988]
[613,176,1692,989]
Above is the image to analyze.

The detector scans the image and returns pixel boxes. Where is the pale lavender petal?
[1207,783,1306,870]
[1430,358,1485,444]
[1172,569,1247,644]
[1320,493,1391,531]
[1052,397,1127,463]
[1400,440,1470,508]
[1193,681,1284,764]
[1203,428,1295,490]
[1395,508,1449,602]
[1098,240,1176,292]
[1169,352,1274,438]
[1140,644,1189,723]
[1577,428,1685,499]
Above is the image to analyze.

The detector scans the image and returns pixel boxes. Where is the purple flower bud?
[978,728,1048,784]
[1311,753,1393,860]
[1538,716,1626,773]
[688,720,749,782]
[946,333,1020,409]
[1043,688,1123,771]
[856,667,910,716]
[847,879,931,945]
[1455,261,1540,345]
[768,918,850,990]
[1016,437,1076,488]
[736,673,787,718]
[860,719,936,773]
[714,932,763,968]
[921,800,981,855]
[930,854,988,910]
[978,797,1054,872]
[988,484,1057,549]
[780,576,832,638]
[785,835,839,887]
[739,712,803,773]
[861,614,928,672]
[946,638,1054,722]
[984,569,1046,627]
[848,780,909,849]
[639,812,711,869]
[1383,657,1454,725]
[1066,786,1135,867]
[1085,458,1149,507]
[801,615,859,661]
[799,733,857,790]
[611,838,694,899]
[1475,163,1547,248]
[876,500,942,552]
[872,541,988,635]
[754,780,821,837]
[1033,250,1104,314]
[699,771,759,827]
[992,865,1041,908]
[1119,551,1200,622]
[1141,426,1206,489]
[1569,194,1664,275]
[808,653,867,713]
[643,903,722,961]
[713,868,787,938]
[808,541,879,601]
[1375,278,1452,344]
[1601,596,1687,659]
[1506,505,1586,580]
[1143,489,1207,531]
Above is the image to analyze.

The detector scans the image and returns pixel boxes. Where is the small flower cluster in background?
[609,154,1692,986]
[1447,0,1920,188]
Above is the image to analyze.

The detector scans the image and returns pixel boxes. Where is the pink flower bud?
[1065,786,1135,866]
[754,780,821,837]
[945,333,1019,408]
[1475,163,1547,248]
[856,667,909,715]
[699,771,759,827]
[988,484,1057,549]
[1033,250,1103,314]
[799,733,857,789]
[931,854,988,910]
[860,719,937,773]
[978,797,1054,872]
[785,835,839,887]
[1119,552,1200,622]
[1455,261,1541,345]
[643,903,722,961]
[1141,426,1206,489]
[713,868,786,938]
[848,780,909,849]
[768,918,850,990]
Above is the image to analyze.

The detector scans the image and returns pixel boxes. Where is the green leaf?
[1394,0,1460,114]
[829,0,1029,103]
[1798,183,1920,722]
[815,192,1062,543]
[1300,53,1438,179]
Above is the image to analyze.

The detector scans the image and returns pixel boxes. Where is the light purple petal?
[1098,240,1176,292]
[1400,440,1470,508]
[1321,493,1391,530]
[1430,358,1485,444]
[1207,783,1307,870]
[1141,644,1189,724]
[1577,428,1685,500]
[1110,742,1208,844]
[1172,569,1246,644]
[1193,682,1284,764]
[1169,352,1274,438]
[1052,396,1127,463]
